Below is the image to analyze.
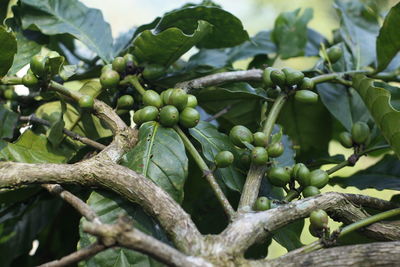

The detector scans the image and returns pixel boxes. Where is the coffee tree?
[1,0,400,266]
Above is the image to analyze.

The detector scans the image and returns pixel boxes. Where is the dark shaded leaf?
[273,219,304,251]
[0,26,17,76]
[0,105,18,140]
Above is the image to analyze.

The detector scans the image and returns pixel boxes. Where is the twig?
[37,242,107,267]
[20,115,106,151]
[204,105,232,122]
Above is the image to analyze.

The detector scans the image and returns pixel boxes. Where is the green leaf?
[271,8,313,59]
[47,101,66,148]
[79,191,166,267]
[0,130,75,163]
[0,26,17,76]
[132,21,211,67]
[121,122,188,203]
[376,2,400,71]
[330,155,400,190]
[0,105,18,140]
[18,0,113,62]
[352,75,400,158]
[317,83,371,131]
[272,219,304,252]
[189,121,245,192]
[272,125,296,167]
[155,5,249,49]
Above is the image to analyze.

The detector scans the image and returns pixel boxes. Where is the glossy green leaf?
[121,122,188,202]
[18,0,113,62]
[79,191,166,267]
[47,101,66,148]
[189,121,245,192]
[271,8,313,59]
[0,105,18,140]
[273,219,304,252]
[155,5,249,49]
[330,155,400,190]
[352,75,400,157]
[272,125,296,167]
[0,26,17,76]
[132,21,211,67]
[376,2,400,71]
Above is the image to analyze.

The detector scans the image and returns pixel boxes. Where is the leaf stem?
[122,75,146,95]
[173,125,235,219]
[0,76,22,85]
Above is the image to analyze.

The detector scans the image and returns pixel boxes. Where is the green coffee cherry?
[100,70,120,89]
[186,94,198,108]
[302,186,320,198]
[267,142,284,158]
[293,163,310,186]
[112,57,126,73]
[262,67,276,88]
[179,107,200,128]
[309,169,329,189]
[214,151,234,168]
[159,105,179,127]
[270,69,286,88]
[254,197,271,211]
[22,73,39,89]
[239,151,251,169]
[251,147,269,165]
[30,55,46,77]
[327,46,343,64]
[142,64,165,80]
[78,95,94,109]
[141,106,159,122]
[161,89,174,105]
[351,121,370,145]
[309,224,322,238]
[117,95,134,109]
[133,109,143,125]
[253,132,268,147]
[282,67,304,86]
[300,77,314,90]
[310,209,329,229]
[170,89,188,111]
[268,166,291,187]
[101,64,113,73]
[124,53,135,63]
[229,125,254,148]
[47,51,60,58]
[295,90,318,103]
[143,90,163,108]
[4,88,17,100]
[339,132,353,148]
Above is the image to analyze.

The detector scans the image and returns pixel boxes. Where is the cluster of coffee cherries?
[133,88,200,128]
[309,209,330,238]
[338,121,371,149]
[263,67,318,104]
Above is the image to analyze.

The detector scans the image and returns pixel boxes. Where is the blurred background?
[80,0,399,259]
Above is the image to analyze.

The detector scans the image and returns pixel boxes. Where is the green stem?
[262,94,287,140]
[1,76,23,85]
[122,75,146,96]
[48,80,82,102]
[173,125,235,219]
[283,187,304,202]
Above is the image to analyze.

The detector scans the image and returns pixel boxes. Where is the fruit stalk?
[0,76,23,85]
[173,125,235,219]
[123,75,147,95]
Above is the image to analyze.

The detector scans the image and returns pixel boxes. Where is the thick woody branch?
[175,69,263,91]
[0,160,203,254]
[248,241,400,267]
[37,242,107,267]
[83,218,212,267]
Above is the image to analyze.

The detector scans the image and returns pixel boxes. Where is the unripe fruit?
[133,109,143,125]
[179,107,200,128]
[101,64,113,73]
[254,197,271,211]
[186,94,198,108]
[267,142,284,158]
[302,186,320,198]
[327,46,343,64]
[253,132,268,147]
[214,151,234,168]
[240,151,251,169]
[30,55,46,77]
[310,209,329,229]
[124,53,135,63]
[262,67,276,88]
[300,77,314,90]
[22,73,39,88]
[339,132,353,148]
[143,90,162,108]
[351,121,370,145]
[142,64,165,80]
[282,67,304,86]
[161,88,174,105]
[270,69,286,88]
[117,95,134,109]
[78,95,94,109]
[141,106,159,122]
[268,166,291,187]
[293,163,310,186]
[295,90,318,103]
[4,88,17,100]
[100,70,120,89]
[309,224,322,238]
[309,169,329,189]
[229,125,254,148]
[159,105,179,127]
[112,57,126,73]
[170,89,188,111]
[251,147,269,165]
